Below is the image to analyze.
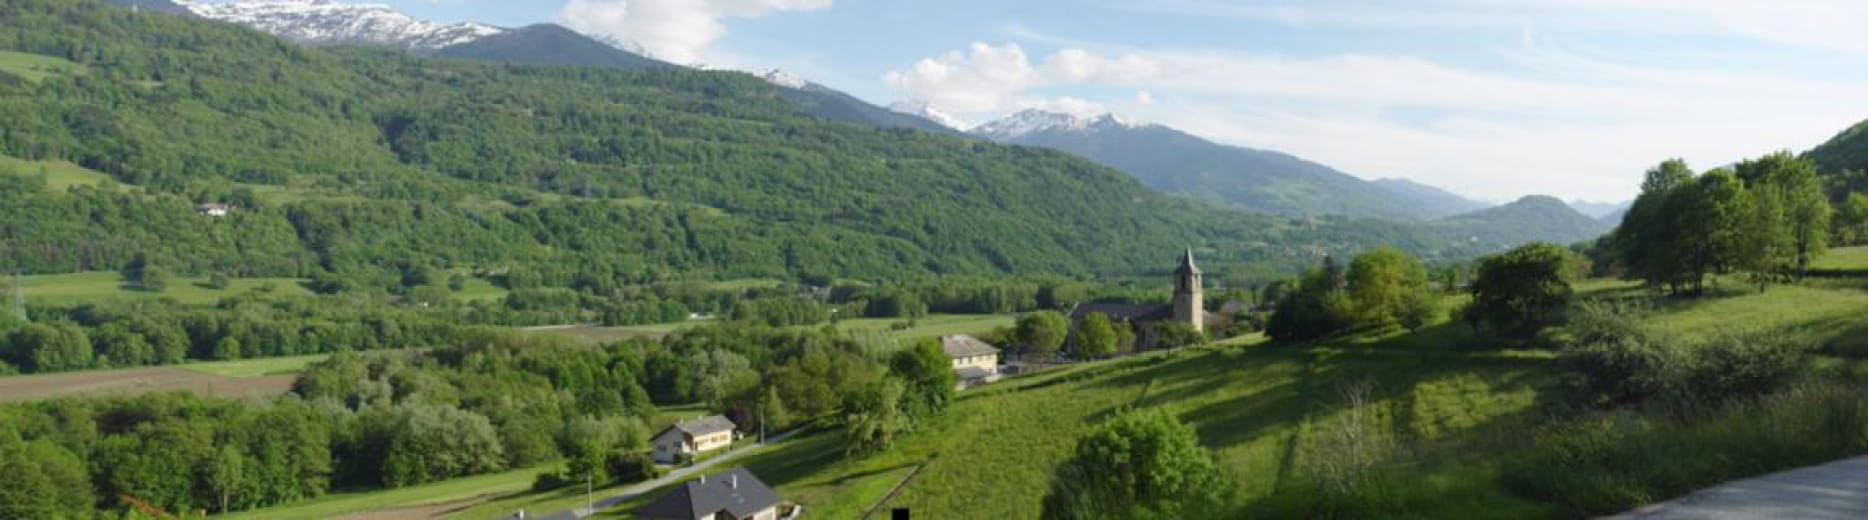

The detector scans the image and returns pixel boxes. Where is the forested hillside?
[1807,118,1868,174]
[0,0,1443,288]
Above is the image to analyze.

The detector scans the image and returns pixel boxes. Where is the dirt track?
[0,366,296,403]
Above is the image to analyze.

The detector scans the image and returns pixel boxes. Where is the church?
[1066,248,1222,354]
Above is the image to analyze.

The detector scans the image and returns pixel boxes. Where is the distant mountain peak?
[179,0,504,51]
[886,100,970,131]
[973,109,1147,140]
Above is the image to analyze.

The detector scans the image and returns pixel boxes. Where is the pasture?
[10,271,312,305]
[0,153,118,191]
[0,356,316,403]
[0,50,82,82]
[220,464,548,520]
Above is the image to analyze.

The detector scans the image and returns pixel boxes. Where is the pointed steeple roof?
[1175,247,1201,276]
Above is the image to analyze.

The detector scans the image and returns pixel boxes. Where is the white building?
[652,415,738,464]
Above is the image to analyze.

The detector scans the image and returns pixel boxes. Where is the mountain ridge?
[178,0,503,51]
[973,109,1465,222]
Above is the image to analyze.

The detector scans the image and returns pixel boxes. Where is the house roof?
[635,467,781,520]
[1070,303,1174,323]
[956,366,995,380]
[940,335,999,358]
[660,415,736,439]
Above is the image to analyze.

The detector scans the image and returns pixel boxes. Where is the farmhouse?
[634,467,789,520]
[1066,248,1223,353]
[195,202,232,217]
[941,334,1001,389]
[652,415,738,464]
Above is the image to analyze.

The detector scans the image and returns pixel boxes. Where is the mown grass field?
[0,50,82,82]
[10,271,313,305]
[221,464,549,520]
[175,354,331,378]
[0,153,118,191]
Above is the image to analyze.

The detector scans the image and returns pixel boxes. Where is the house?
[634,467,788,520]
[1065,248,1220,354]
[652,415,738,464]
[196,203,232,217]
[941,334,1001,389]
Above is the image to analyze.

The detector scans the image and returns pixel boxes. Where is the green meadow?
[0,154,118,192]
[11,272,313,305]
[0,50,82,82]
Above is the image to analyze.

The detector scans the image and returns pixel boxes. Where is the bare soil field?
[0,366,297,403]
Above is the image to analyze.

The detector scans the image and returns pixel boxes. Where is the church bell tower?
[1172,247,1204,332]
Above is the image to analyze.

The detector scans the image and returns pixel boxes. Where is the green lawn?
[829,313,1016,340]
[0,153,118,192]
[452,276,510,303]
[12,272,312,305]
[177,354,331,378]
[0,50,82,82]
[220,464,549,520]
[1812,245,1868,272]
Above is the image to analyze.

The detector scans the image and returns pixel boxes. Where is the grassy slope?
[0,50,82,82]
[12,272,313,305]
[221,465,548,520]
[587,248,1868,519]
[176,354,331,378]
[685,327,1556,520]
[0,153,118,191]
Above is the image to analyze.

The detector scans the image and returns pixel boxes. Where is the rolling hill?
[1807,117,1868,173]
[1430,195,1613,249]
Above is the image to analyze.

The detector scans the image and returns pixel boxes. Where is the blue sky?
[380,0,1867,203]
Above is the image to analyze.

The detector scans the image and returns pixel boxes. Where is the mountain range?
[178,0,501,51]
[970,109,1493,222]
[90,0,1616,263]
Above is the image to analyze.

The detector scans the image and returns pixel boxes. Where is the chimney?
[699,475,706,484]
[730,474,738,489]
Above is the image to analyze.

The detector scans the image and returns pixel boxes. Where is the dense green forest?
[0,0,1452,290]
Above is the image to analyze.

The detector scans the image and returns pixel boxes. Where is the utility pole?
[584,468,593,518]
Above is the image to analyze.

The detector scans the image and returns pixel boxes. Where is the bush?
[1561,301,1812,406]
[606,450,660,484]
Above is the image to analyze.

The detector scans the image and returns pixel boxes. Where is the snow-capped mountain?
[179,0,503,51]
[972,109,1147,140]
[886,101,970,132]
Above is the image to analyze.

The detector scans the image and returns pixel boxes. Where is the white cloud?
[883,40,1866,201]
[557,0,832,65]
[880,43,1043,113]
[1016,96,1108,118]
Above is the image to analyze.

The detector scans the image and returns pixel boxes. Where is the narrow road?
[1608,455,1868,519]
[530,429,805,520]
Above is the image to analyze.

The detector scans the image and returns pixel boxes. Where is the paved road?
[1608,455,1868,519]
[528,429,804,520]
